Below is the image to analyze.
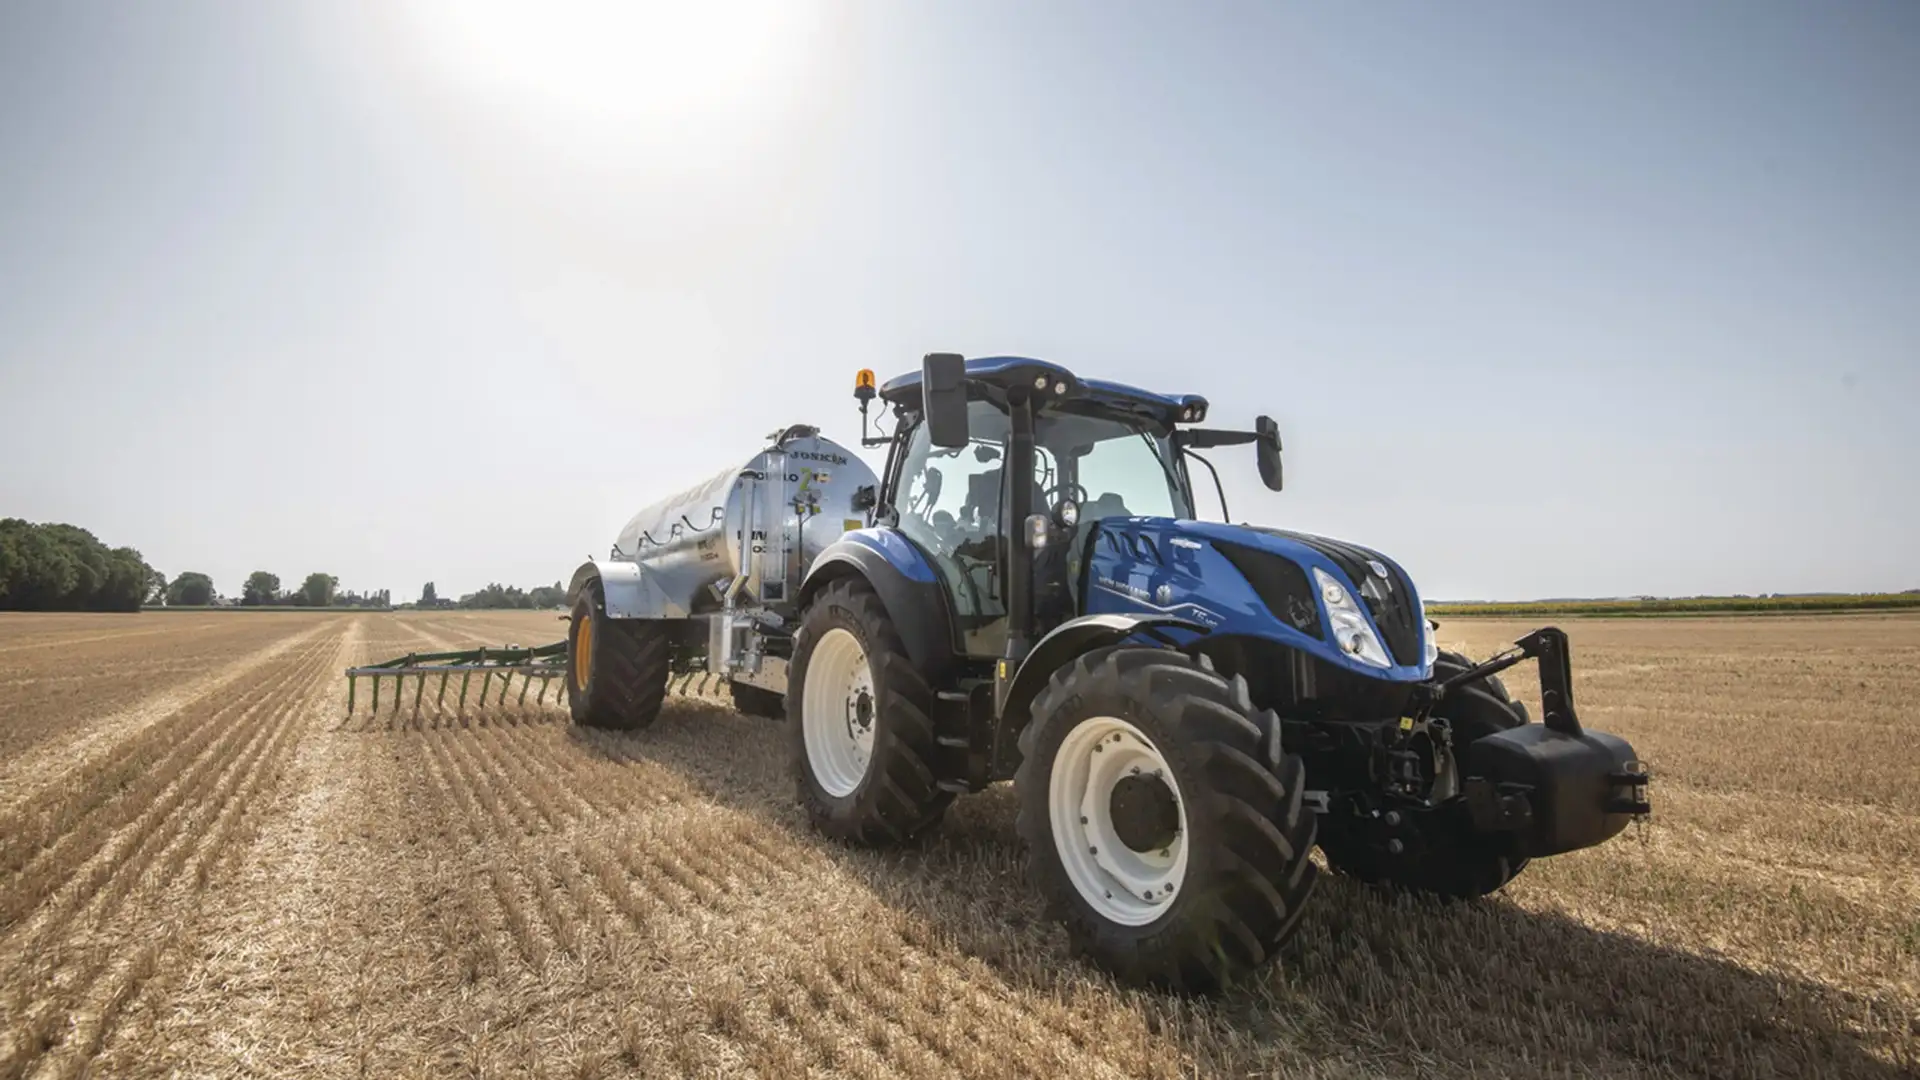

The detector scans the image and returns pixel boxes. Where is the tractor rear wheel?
[787,577,952,845]
[1015,645,1318,993]
[730,681,786,720]
[566,579,670,731]
[1318,649,1531,898]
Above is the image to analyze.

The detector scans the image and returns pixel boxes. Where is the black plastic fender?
[799,539,959,680]
[999,612,1209,727]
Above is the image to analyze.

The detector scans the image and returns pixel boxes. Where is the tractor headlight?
[1420,596,1438,668]
[1312,567,1392,668]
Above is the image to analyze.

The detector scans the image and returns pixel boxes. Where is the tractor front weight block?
[1454,626,1652,859]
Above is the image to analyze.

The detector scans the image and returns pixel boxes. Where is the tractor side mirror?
[1255,415,1283,491]
[923,352,970,448]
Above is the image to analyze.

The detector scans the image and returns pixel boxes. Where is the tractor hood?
[1078,516,1434,683]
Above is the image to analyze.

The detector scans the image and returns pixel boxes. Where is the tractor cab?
[858,355,1283,667]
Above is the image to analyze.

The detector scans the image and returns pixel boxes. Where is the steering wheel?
[1042,481,1089,508]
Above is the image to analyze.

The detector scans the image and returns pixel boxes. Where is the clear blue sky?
[2,1,1915,601]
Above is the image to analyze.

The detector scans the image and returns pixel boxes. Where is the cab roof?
[878,356,1207,426]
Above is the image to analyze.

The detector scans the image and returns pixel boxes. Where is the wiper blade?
[1135,430,1191,517]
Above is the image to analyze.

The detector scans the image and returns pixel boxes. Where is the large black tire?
[729,681,786,720]
[1015,646,1318,994]
[566,579,670,731]
[786,578,952,845]
[1318,649,1531,898]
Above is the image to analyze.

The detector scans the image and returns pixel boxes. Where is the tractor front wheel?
[787,577,951,845]
[1016,646,1318,993]
[566,579,670,731]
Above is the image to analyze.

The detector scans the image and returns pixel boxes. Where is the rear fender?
[567,559,682,620]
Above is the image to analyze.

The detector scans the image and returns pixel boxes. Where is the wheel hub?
[846,688,874,742]
[1047,716,1190,926]
[802,628,877,798]
[1109,773,1180,853]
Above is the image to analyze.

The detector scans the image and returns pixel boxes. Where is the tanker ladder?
[344,641,569,720]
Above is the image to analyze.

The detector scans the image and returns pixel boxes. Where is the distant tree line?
[0,519,160,612]
[414,581,568,610]
[0,520,397,611]
[7,518,566,615]
[155,569,392,608]
[236,571,390,608]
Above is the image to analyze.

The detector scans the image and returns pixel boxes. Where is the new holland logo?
[1367,559,1390,579]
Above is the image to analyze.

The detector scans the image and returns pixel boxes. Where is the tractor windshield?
[1036,408,1192,525]
[890,400,1192,657]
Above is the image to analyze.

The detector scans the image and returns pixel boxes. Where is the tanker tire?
[787,577,952,846]
[1015,645,1318,994]
[1318,649,1530,898]
[730,682,787,720]
[567,579,669,731]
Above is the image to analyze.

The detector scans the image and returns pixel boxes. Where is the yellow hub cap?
[574,615,593,690]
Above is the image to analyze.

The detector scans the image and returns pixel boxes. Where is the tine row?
[344,665,568,719]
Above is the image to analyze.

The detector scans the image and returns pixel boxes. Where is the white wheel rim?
[802,628,877,797]
[1048,716,1189,927]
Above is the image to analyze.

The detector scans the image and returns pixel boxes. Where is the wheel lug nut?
[1387,838,1405,855]
[1143,891,1154,900]
[1384,811,1403,827]
[1164,884,1174,894]
[1089,845,1098,855]
[1130,766,1140,775]
[1079,816,1088,825]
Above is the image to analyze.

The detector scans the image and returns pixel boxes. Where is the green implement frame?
[345,641,570,719]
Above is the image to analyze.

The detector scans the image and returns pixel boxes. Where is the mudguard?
[999,612,1208,726]
[567,559,683,619]
[800,532,958,678]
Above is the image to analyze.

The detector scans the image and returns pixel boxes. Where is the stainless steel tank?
[610,425,879,615]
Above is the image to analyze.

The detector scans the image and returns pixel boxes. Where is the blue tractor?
[561,353,1652,992]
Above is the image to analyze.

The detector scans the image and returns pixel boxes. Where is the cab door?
[889,400,1025,658]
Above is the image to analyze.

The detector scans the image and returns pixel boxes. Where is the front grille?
[1215,541,1320,639]
[1242,528,1423,666]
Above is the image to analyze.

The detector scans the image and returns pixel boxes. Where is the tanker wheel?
[787,577,952,846]
[566,579,669,731]
[1317,649,1531,898]
[1015,645,1318,994]
[729,682,787,720]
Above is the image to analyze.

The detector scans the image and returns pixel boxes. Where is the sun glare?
[397,0,805,136]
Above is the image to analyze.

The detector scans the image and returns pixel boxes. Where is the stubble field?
[0,610,1914,1079]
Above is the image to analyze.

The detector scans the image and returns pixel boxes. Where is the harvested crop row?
[0,622,348,1079]
[4,612,1911,1079]
[390,697,1179,1079]
[0,613,326,764]
[0,629,339,921]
